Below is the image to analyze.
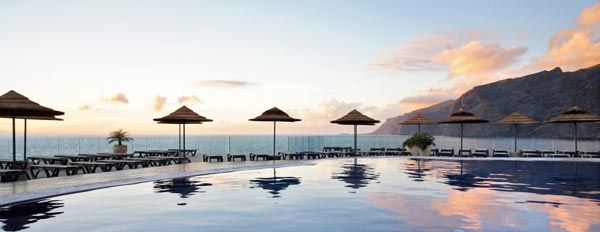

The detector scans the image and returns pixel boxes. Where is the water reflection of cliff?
[250,168,301,198]
[154,178,212,199]
[0,199,64,231]
[332,162,380,191]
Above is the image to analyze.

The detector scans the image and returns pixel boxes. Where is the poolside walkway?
[0,159,314,206]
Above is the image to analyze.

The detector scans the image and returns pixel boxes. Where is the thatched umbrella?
[249,107,300,158]
[546,106,600,154]
[399,113,436,133]
[154,106,212,153]
[498,112,539,152]
[331,110,380,151]
[439,108,488,151]
[0,90,64,162]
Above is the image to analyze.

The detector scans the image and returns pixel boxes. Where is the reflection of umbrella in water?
[0,90,64,163]
[154,177,212,199]
[399,114,436,133]
[154,106,212,153]
[249,168,301,198]
[0,199,64,231]
[497,112,539,152]
[546,106,600,154]
[439,108,488,151]
[331,110,379,164]
[331,162,380,191]
[404,159,429,182]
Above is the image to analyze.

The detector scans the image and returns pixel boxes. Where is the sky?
[1,0,599,136]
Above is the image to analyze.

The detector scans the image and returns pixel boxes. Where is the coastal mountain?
[372,64,600,139]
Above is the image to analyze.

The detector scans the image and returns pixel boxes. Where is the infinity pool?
[0,158,599,232]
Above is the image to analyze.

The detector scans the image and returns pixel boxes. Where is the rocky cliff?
[372,65,600,139]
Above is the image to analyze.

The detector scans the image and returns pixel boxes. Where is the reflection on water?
[331,162,380,191]
[154,178,212,199]
[0,199,64,231]
[1,158,599,231]
[249,168,301,198]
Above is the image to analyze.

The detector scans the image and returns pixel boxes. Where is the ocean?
[0,135,598,159]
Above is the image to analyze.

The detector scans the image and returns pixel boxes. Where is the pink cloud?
[177,95,202,105]
[101,93,129,104]
[152,96,167,112]
[527,1,600,71]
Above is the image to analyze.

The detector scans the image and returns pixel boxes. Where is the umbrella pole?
[354,124,357,150]
[273,121,276,164]
[24,119,27,162]
[574,122,578,155]
[12,116,16,163]
[183,124,186,154]
[514,124,518,152]
[460,123,463,151]
[418,124,421,133]
[178,124,181,151]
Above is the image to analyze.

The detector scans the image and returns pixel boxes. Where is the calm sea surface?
[0,135,598,159]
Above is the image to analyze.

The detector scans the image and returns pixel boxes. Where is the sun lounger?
[456,149,472,157]
[438,149,454,157]
[168,149,197,156]
[27,156,69,165]
[368,148,385,156]
[96,160,150,170]
[54,155,94,162]
[580,152,600,158]
[127,157,173,166]
[492,150,509,157]
[203,155,224,162]
[251,154,270,160]
[70,161,117,173]
[0,160,27,169]
[521,150,542,157]
[29,164,85,178]
[429,148,439,156]
[227,154,247,161]
[473,149,489,157]
[0,169,30,181]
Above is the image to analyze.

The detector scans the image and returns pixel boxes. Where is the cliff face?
[372,65,600,138]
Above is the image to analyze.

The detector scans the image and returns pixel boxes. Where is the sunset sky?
[1,0,599,135]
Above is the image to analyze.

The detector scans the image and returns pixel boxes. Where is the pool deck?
[0,159,314,206]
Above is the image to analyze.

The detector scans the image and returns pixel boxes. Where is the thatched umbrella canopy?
[154,106,212,153]
[498,112,539,152]
[331,110,380,151]
[0,90,64,162]
[249,107,300,158]
[439,108,488,151]
[399,113,436,133]
[546,106,600,154]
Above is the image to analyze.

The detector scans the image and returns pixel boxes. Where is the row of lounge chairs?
[202,147,600,162]
[0,149,194,182]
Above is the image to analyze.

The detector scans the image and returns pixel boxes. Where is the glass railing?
[0,135,598,159]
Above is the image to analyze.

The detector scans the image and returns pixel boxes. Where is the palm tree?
[107,129,133,145]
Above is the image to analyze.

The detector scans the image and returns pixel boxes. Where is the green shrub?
[402,133,435,149]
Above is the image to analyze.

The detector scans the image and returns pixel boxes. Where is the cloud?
[398,88,456,111]
[195,80,255,88]
[152,96,167,112]
[527,1,600,71]
[293,98,407,127]
[78,104,93,111]
[177,95,202,105]
[579,1,600,26]
[371,31,490,71]
[101,93,129,104]
[432,41,527,79]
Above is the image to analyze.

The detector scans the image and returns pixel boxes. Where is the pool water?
[0,158,599,232]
